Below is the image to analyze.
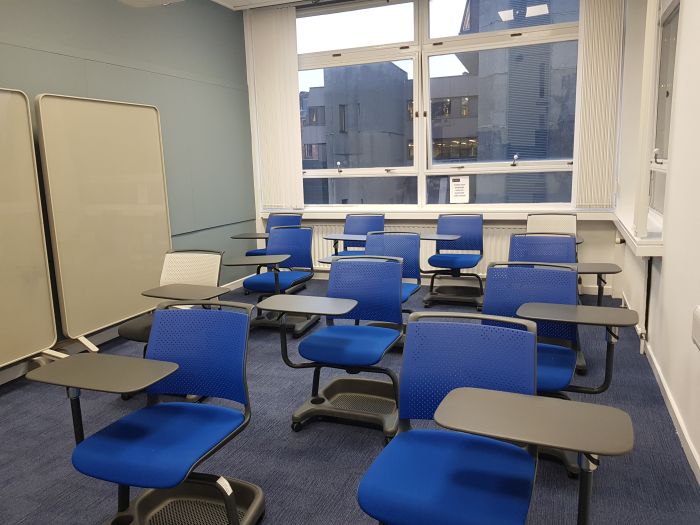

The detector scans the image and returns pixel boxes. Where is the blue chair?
[365,231,421,303]
[358,311,538,525]
[284,257,403,437]
[508,233,577,263]
[243,225,314,295]
[246,212,302,256]
[72,303,264,522]
[424,214,484,306]
[482,263,578,394]
[334,213,385,256]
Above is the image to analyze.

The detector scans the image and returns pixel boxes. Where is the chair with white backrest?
[118,250,222,344]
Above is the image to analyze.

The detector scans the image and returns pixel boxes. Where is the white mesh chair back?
[160,251,222,286]
[526,213,577,236]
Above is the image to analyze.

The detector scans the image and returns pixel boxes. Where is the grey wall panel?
[0,0,254,243]
[172,220,257,284]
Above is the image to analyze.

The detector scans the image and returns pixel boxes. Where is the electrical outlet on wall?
[693,306,700,351]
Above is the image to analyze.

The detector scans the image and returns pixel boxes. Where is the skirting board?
[644,340,700,484]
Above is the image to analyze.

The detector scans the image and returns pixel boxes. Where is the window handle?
[385,168,395,173]
[511,154,519,167]
[336,161,343,174]
[653,148,664,165]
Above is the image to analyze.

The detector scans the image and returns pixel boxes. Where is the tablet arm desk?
[435,387,634,525]
[517,303,638,394]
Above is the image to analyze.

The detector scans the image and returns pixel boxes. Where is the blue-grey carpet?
[0,280,699,524]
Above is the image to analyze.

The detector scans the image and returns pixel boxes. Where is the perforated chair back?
[327,257,403,325]
[266,226,313,270]
[265,213,303,232]
[527,213,577,236]
[435,214,483,253]
[160,251,221,286]
[483,264,577,344]
[146,306,250,405]
[400,313,536,421]
[343,214,385,249]
[365,232,421,281]
[508,234,576,263]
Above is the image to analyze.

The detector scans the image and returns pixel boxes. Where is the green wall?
[0,0,256,283]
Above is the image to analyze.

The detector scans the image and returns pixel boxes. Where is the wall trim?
[644,340,700,484]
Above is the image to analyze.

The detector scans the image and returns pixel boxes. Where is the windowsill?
[614,214,664,257]
[262,207,616,222]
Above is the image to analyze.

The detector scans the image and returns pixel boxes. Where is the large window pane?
[429,0,579,38]
[654,7,678,159]
[428,41,577,164]
[300,60,414,170]
[304,177,417,205]
[426,172,572,203]
[297,2,414,54]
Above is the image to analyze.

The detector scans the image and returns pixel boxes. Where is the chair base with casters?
[422,273,484,308]
[106,473,265,525]
[291,377,400,438]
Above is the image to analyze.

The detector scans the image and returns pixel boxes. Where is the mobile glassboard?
[0,88,57,366]
[36,94,172,339]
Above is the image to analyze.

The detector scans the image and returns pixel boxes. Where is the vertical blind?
[575,0,624,208]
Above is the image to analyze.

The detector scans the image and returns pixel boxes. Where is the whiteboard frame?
[36,93,172,339]
[0,88,57,366]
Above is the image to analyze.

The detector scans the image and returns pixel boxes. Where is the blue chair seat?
[358,429,535,525]
[537,342,577,392]
[401,283,420,302]
[299,325,401,366]
[245,248,267,256]
[243,270,312,293]
[72,402,245,489]
[336,249,365,256]
[428,253,482,270]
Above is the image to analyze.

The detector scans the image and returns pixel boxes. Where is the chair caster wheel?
[291,422,303,432]
[383,436,392,446]
[423,303,432,308]
[121,393,132,401]
[566,470,580,480]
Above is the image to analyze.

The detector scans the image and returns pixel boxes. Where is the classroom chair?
[357,311,537,525]
[526,212,578,236]
[243,225,318,336]
[72,302,264,524]
[246,212,303,256]
[423,214,484,307]
[508,233,577,263]
[482,263,578,395]
[118,250,222,344]
[365,231,421,303]
[285,256,403,437]
[334,213,385,255]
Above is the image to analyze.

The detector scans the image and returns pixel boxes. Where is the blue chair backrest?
[400,317,536,420]
[146,308,250,405]
[343,214,385,248]
[265,213,302,232]
[508,234,576,263]
[435,214,483,253]
[266,226,313,269]
[327,258,403,325]
[365,232,421,281]
[483,265,577,344]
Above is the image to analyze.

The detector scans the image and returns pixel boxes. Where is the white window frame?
[296,0,580,210]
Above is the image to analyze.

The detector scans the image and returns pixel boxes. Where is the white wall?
[644,0,700,479]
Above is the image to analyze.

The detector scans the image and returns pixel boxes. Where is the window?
[296,0,579,206]
[428,42,578,165]
[299,60,415,170]
[297,1,414,54]
[649,6,678,217]
[429,0,579,39]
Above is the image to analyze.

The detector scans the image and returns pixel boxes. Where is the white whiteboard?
[37,94,172,339]
[0,88,57,366]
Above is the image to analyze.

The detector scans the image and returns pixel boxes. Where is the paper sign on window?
[450,176,470,204]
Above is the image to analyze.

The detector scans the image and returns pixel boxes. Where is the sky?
[296,0,469,92]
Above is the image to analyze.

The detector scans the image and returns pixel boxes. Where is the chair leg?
[118,484,130,512]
